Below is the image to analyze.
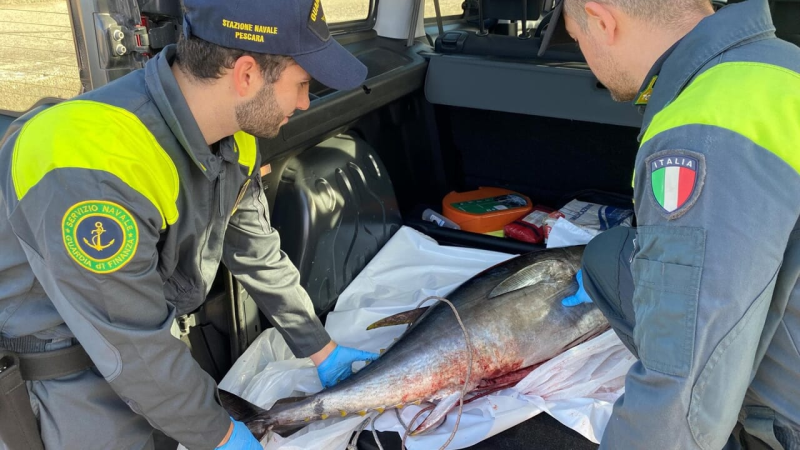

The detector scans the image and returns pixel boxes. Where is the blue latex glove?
[316,345,380,388]
[216,418,261,450]
[562,269,593,307]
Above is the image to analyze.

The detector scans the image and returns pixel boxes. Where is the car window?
[426,0,464,18]
[0,0,82,113]
[324,0,371,24]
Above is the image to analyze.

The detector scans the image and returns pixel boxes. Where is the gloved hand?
[316,345,380,388]
[561,269,593,307]
[216,418,261,450]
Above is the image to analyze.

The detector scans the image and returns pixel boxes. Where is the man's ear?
[231,55,262,98]
[584,1,619,45]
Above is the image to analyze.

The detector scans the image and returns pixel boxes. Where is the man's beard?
[235,82,286,139]
[591,46,639,103]
[608,81,638,103]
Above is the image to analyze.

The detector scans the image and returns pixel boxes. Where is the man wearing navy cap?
[551,0,800,448]
[0,0,376,449]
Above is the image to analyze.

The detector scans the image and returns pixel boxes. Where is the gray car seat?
[268,133,402,316]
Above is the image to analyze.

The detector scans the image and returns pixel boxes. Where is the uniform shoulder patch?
[62,200,139,274]
[646,150,706,219]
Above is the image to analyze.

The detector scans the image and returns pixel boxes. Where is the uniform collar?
[145,45,222,180]
[635,0,776,142]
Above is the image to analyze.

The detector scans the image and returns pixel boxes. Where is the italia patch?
[62,201,139,274]
[647,150,706,219]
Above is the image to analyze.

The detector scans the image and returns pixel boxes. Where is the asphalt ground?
[0,0,464,113]
[0,0,82,113]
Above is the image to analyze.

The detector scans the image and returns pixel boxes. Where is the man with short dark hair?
[548,0,800,448]
[0,1,377,449]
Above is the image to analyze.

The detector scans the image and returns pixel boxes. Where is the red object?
[504,205,555,244]
[543,210,565,240]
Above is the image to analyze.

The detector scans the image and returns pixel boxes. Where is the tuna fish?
[221,246,609,440]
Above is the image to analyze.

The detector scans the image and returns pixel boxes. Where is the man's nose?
[297,93,310,111]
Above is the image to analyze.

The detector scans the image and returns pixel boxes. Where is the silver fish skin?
[222,245,609,438]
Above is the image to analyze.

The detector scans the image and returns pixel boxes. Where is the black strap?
[0,352,45,450]
[16,345,95,381]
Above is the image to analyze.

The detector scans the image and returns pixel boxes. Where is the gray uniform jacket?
[601,1,800,449]
[0,45,330,448]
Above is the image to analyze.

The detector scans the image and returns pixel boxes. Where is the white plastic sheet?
[546,217,600,248]
[215,226,635,450]
[545,200,633,249]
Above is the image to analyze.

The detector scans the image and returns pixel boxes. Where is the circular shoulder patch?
[62,201,139,274]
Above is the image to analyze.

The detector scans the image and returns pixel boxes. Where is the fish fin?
[366,307,429,330]
[411,392,462,436]
[218,389,273,440]
[219,389,267,420]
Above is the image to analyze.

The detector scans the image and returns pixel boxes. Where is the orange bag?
[442,187,532,234]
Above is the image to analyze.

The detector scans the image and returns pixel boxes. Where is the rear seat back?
[269,134,402,315]
[436,0,584,61]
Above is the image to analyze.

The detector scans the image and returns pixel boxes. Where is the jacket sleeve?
[222,170,330,358]
[600,123,800,449]
[7,163,230,448]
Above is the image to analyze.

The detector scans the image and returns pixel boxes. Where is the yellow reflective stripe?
[12,100,180,229]
[233,131,257,176]
[642,62,800,174]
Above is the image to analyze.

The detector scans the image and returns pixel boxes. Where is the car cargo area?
[241,33,642,450]
[141,24,642,450]
[257,33,641,307]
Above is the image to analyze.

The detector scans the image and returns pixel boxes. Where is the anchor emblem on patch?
[63,200,139,274]
[84,221,115,251]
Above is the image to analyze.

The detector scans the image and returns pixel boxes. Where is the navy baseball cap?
[182,0,367,91]
[538,0,573,57]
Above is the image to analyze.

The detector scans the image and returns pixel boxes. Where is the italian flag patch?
[650,154,700,213]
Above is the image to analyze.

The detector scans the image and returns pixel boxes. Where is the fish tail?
[219,389,275,440]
